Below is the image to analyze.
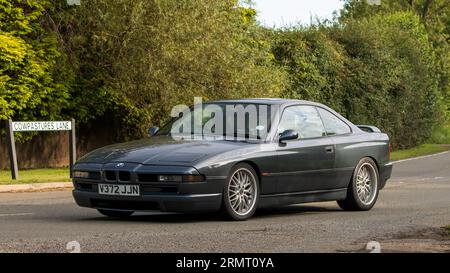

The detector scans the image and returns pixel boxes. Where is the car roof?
[206,98,317,106]
[205,98,353,127]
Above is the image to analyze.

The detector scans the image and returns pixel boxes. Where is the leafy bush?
[272,26,349,114]
[1,0,447,150]
[0,0,71,125]
[272,12,443,148]
[59,0,286,140]
[428,121,450,144]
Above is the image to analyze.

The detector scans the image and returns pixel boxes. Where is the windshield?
[157,103,274,140]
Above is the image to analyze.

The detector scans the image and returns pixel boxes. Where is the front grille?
[118,171,131,181]
[105,171,116,181]
[104,171,131,182]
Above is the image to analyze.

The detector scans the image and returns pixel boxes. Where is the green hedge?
[0,0,72,129]
[1,0,447,149]
[272,12,443,148]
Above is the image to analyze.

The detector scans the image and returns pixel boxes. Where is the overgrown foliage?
[273,11,445,148]
[59,0,286,140]
[1,0,448,148]
[0,0,71,123]
[341,0,450,120]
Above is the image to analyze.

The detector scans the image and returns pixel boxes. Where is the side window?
[278,105,326,139]
[317,107,351,136]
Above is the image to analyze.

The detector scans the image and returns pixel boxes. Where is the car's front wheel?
[337,157,380,211]
[221,163,260,221]
[97,209,134,218]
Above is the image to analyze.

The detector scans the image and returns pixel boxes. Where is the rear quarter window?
[317,107,351,136]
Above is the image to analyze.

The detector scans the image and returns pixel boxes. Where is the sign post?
[5,120,76,180]
[69,119,76,178]
[6,120,19,180]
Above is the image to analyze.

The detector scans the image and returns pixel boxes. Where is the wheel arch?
[235,160,261,184]
[346,156,380,188]
[366,156,380,174]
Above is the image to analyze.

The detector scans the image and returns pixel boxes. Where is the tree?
[273,12,442,148]
[0,0,72,126]
[340,0,450,119]
[55,0,286,140]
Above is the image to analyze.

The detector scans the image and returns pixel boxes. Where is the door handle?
[325,146,334,153]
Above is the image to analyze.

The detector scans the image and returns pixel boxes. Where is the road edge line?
[0,182,73,193]
[392,150,450,164]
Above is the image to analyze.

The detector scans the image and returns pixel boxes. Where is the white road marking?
[393,151,450,164]
[0,213,34,217]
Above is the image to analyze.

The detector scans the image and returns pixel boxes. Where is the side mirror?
[148,126,159,136]
[279,129,298,143]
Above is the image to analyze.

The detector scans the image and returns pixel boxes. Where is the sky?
[252,0,345,27]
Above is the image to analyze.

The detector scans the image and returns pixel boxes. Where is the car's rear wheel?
[97,209,134,218]
[221,163,259,221]
[337,157,379,211]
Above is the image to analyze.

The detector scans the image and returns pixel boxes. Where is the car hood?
[76,136,252,166]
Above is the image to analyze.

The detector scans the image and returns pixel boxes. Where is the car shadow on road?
[76,204,342,224]
[255,204,341,218]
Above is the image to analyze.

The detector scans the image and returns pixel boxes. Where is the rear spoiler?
[357,125,381,133]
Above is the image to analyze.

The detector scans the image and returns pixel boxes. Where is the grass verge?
[0,168,71,185]
[444,226,450,238]
[391,144,450,161]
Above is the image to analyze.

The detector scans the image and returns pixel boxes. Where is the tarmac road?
[0,152,449,253]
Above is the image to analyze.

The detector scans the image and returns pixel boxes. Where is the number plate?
[98,184,140,196]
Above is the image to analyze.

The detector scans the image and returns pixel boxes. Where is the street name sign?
[12,121,72,132]
[4,119,77,180]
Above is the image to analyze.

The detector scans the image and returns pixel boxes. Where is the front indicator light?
[182,174,205,182]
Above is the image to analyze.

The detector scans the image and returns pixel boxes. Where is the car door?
[275,105,336,193]
[316,107,355,189]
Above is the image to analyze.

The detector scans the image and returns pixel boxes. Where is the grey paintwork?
[73,99,392,211]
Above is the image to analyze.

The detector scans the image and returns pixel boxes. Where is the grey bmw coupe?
[72,99,392,220]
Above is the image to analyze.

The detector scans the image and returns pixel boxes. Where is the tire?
[97,209,134,218]
[221,163,260,221]
[337,157,380,211]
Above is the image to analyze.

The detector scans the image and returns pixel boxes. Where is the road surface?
[0,152,449,253]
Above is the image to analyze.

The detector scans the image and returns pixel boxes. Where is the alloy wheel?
[228,168,257,216]
[355,163,378,205]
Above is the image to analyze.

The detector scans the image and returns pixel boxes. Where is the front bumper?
[72,190,222,212]
[71,163,225,212]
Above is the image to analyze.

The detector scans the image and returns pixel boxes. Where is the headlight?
[73,170,101,180]
[157,175,182,182]
[157,174,205,182]
[73,171,90,179]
